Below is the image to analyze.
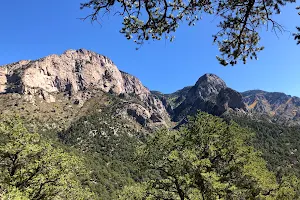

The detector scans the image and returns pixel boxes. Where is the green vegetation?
[0,90,149,199]
[118,113,279,199]
[81,0,299,66]
[152,86,192,109]
[2,111,300,199]
[0,118,96,199]
[115,113,300,199]
[57,102,145,199]
[295,6,300,44]
[228,115,300,177]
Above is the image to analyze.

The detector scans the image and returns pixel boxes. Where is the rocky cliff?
[152,75,300,126]
[152,74,247,122]
[0,67,7,93]
[0,49,169,128]
[173,74,247,121]
[2,49,300,129]
[1,49,143,98]
[242,90,300,125]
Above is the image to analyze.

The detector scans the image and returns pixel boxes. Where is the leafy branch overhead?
[294,6,300,44]
[81,0,298,66]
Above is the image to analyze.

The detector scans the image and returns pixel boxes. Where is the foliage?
[294,6,300,44]
[59,110,144,199]
[3,112,300,199]
[116,182,155,200]
[275,175,300,199]
[228,115,300,177]
[119,112,279,199]
[81,0,298,66]
[0,118,97,200]
[4,98,300,199]
[152,86,192,110]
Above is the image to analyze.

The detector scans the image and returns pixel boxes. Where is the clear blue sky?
[0,1,299,96]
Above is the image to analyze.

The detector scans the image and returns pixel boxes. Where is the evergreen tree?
[118,113,279,199]
[81,0,299,65]
[0,118,97,200]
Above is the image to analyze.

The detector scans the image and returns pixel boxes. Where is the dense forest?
[2,112,300,199]
[229,115,300,178]
[1,0,300,199]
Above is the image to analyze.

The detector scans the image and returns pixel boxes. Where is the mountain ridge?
[2,49,300,199]
[1,49,300,127]
[0,49,170,131]
[157,81,300,125]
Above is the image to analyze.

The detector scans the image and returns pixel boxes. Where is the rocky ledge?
[0,49,169,127]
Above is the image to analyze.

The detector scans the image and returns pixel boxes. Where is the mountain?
[173,73,247,121]
[0,49,173,199]
[3,48,300,129]
[151,86,192,109]
[3,49,300,198]
[0,49,170,131]
[242,90,300,125]
[151,87,192,116]
[152,76,300,126]
[152,74,247,122]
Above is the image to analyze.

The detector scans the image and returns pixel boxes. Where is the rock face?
[171,74,247,121]
[121,71,150,100]
[3,49,300,128]
[185,73,227,102]
[0,49,169,127]
[242,90,300,125]
[151,86,192,116]
[0,67,7,93]
[152,74,300,126]
[217,88,246,114]
[1,49,125,96]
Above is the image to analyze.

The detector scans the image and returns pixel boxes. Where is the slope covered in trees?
[2,112,300,199]
[228,115,300,177]
[116,113,300,200]
[58,106,143,199]
[0,118,97,199]
[1,51,300,199]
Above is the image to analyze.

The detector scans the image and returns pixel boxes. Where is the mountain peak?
[195,73,227,88]
[63,48,96,55]
[0,49,170,127]
[186,73,227,102]
[171,73,245,121]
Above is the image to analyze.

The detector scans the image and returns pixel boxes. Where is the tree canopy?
[2,112,300,199]
[294,6,300,44]
[81,0,299,66]
[117,113,283,199]
[114,112,300,200]
[0,118,97,200]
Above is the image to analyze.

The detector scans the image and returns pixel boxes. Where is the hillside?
[243,90,300,125]
[154,80,300,126]
[2,49,300,199]
[0,49,172,199]
[0,49,171,131]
